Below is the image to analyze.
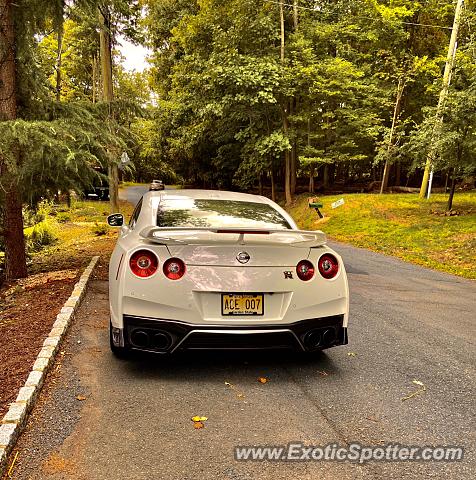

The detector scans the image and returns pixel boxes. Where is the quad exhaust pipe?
[130,329,172,351]
[304,328,337,350]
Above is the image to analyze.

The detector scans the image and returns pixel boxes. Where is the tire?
[109,323,129,359]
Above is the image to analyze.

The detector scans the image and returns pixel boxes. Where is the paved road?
[119,185,148,205]
[5,200,475,479]
[119,184,167,205]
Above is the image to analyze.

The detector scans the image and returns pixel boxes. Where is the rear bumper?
[114,315,348,353]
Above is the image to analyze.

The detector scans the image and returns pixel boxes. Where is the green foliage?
[91,222,109,236]
[141,0,475,192]
[56,212,72,223]
[407,53,476,178]
[24,220,58,252]
[0,101,130,205]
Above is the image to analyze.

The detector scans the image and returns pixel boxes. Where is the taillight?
[296,260,315,281]
[318,253,339,279]
[129,250,158,278]
[163,258,186,280]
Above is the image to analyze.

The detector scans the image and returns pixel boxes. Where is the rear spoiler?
[139,227,327,248]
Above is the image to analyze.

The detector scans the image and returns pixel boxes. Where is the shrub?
[56,212,71,223]
[92,222,108,236]
[24,221,58,252]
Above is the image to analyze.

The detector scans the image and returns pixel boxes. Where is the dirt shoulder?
[0,199,125,419]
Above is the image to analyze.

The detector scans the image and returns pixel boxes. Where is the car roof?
[149,189,273,204]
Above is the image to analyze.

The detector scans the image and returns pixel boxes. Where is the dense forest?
[143,0,475,201]
[0,0,475,279]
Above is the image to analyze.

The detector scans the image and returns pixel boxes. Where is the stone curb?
[0,256,100,475]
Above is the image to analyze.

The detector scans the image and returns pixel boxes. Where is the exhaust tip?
[151,331,172,350]
[304,330,322,350]
[130,329,149,348]
[322,328,336,346]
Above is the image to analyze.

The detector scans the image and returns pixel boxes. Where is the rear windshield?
[156,199,291,229]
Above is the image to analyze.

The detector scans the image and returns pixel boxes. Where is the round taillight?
[129,250,158,278]
[163,258,186,280]
[318,253,339,279]
[296,260,315,281]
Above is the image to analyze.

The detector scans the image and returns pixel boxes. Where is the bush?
[24,221,58,252]
[23,200,55,227]
[56,212,71,223]
[92,222,108,236]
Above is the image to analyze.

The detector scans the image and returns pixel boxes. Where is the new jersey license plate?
[222,294,264,316]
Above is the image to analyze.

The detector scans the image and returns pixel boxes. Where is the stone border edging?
[0,256,100,474]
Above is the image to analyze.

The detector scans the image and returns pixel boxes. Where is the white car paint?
[108,189,349,354]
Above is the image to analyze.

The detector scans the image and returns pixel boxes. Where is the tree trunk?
[92,53,98,103]
[0,0,16,122]
[270,169,276,202]
[323,164,329,189]
[279,0,292,206]
[99,7,119,213]
[284,146,292,205]
[55,9,64,102]
[444,170,449,192]
[279,0,285,63]
[395,161,401,186]
[419,0,464,198]
[4,186,28,279]
[258,174,263,196]
[293,0,298,30]
[447,170,456,211]
[0,0,27,280]
[309,169,314,193]
[380,162,392,193]
[380,77,404,193]
[289,97,297,195]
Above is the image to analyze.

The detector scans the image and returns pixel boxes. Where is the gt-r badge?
[284,271,293,279]
[236,252,251,264]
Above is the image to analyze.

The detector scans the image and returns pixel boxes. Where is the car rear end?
[109,192,349,354]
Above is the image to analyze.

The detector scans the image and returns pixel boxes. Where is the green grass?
[287,192,476,279]
[26,199,135,274]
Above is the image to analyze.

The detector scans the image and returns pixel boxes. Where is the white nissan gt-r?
[107,189,349,357]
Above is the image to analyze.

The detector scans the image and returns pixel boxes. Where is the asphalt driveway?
[5,237,475,479]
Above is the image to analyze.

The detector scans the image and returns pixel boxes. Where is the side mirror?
[107,213,124,227]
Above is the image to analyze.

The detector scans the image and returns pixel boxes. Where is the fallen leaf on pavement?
[347,352,357,357]
[7,451,19,477]
[257,377,268,384]
[224,381,246,401]
[191,416,208,422]
[193,421,204,429]
[401,379,426,402]
[317,370,328,376]
[76,395,87,401]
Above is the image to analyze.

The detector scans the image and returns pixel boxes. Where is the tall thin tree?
[98,4,119,213]
[280,0,292,206]
[0,0,28,279]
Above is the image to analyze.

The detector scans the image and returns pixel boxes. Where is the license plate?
[222,294,264,316]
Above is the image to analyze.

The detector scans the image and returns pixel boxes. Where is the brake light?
[163,258,186,280]
[129,250,158,278]
[318,254,339,279]
[296,260,315,281]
